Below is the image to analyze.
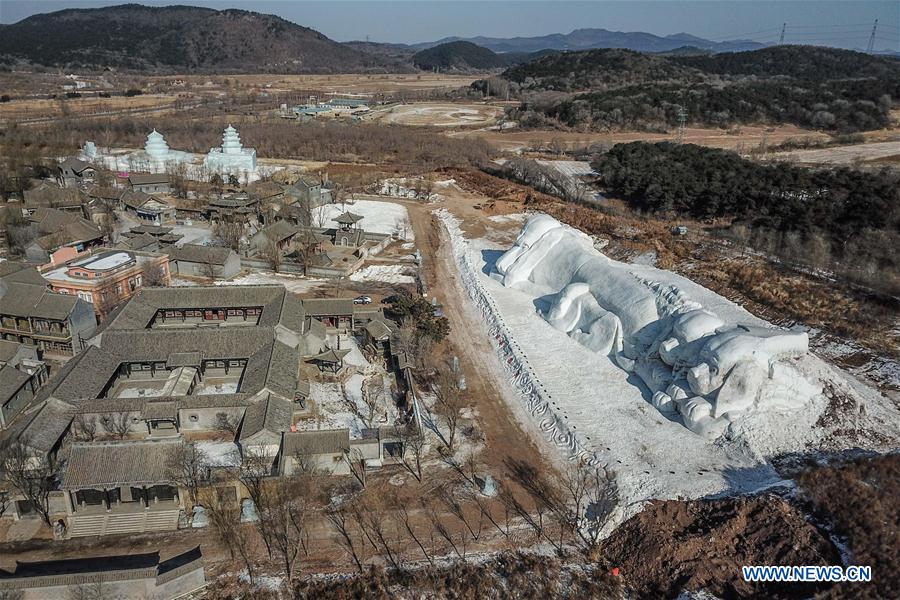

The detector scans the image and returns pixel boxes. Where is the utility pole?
[779,23,786,45]
[866,19,878,53]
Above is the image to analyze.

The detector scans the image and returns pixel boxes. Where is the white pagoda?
[204,125,257,176]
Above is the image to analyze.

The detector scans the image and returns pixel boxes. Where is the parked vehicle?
[353,295,373,305]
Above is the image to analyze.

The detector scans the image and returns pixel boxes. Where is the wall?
[68,299,97,353]
[178,406,246,432]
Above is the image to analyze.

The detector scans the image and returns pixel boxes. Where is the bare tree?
[213,221,243,251]
[395,424,426,482]
[201,248,220,280]
[432,362,465,451]
[200,487,257,583]
[392,495,434,567]
[238,446,276,558]
[326,501,366,573]
[165,441,209,517]
[393,216,412,241]
[141,262,168,288]
[73,413,98,441]
[100,411,132,439]
[0,439,58,526]
[353,494,401,570]
[343,447,367,489]
[214,411,240,436]
[67,580,108,600]
[261,475,318,585]
[258,232,283,273]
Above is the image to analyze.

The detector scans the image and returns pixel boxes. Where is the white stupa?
[204,125,257,176]
[117,129,194,172]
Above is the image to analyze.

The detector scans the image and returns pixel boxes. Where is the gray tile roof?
[239,393,293,441]
[0,282,81,320]
[258,220,298,244]
[59,158,92,174]
[168,244,234,266]
[141,400,177,420]
[62,438,182,489]
[11,399,75,454]
[116,233,159,252]
[0,365,32,404]
[282,429,349,456]
[0,340,23,363]
[166,352,200,368]
[301,298,355,317]
[24,182,83,208]
[0,262,48,286]
[128,173,170,186]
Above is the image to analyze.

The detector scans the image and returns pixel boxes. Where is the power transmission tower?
[867,19,879,53]
[779,23,786,45]
[676,105,687,144]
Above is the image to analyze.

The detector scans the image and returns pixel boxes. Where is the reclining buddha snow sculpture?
[495,215,819,437]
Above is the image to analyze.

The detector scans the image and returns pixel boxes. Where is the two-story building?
[0,264,95,356]
[42,250,171,320]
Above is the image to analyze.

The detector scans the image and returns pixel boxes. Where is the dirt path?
[400,196,563,477]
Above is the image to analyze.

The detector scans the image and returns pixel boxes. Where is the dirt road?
[400,195,564,476]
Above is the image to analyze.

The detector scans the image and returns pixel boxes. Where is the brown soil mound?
[602,495,840,599]
[797,454,900,600]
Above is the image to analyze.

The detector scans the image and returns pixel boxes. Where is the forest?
[487,46,900,133]
[593,142,900,292]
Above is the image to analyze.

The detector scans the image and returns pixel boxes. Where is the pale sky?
[1,0,898,50]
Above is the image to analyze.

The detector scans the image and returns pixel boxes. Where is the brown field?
[0,93,181,122]
[146,72,480,94]
[450,123,835,152]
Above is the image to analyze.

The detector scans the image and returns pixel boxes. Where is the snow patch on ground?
[314,200,412,240]
[215,272,325,294]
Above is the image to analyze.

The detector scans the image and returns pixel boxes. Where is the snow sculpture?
[204,124,257,177]
[495,214,819,437]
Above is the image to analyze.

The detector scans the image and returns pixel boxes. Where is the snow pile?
[495,215,818,437]
[349,264,415,284]
[378,178,440,201]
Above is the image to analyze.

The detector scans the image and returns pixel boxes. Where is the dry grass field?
[450,124,835,152]
[0,93,181,122]
[146,72,480,94]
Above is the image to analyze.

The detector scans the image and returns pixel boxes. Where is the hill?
[0,3,405,73]
[492,46,900,133]
[415,28,764,54]
[670,45,900,80]
[502,48,703,92]
[411,41,508,72]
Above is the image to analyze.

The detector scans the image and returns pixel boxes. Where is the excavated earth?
[602,453,899,599]
[602,494,840,599]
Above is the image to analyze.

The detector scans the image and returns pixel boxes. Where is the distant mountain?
[0,4,407,73]
[414,28,765,54]
[411,41,508,72]
[344,40,417,62]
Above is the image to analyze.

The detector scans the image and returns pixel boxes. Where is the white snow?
[435,208,900,526]
[195,441,240,467]
[349,264,415,284]
[495,214,816,437]
[214,272,325,294]
[314,200,413,240]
